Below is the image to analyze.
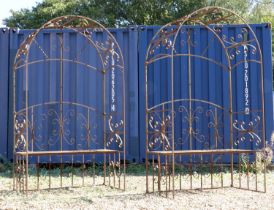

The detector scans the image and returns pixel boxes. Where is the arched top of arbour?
[13,15,124,72]
[145,6,262,71]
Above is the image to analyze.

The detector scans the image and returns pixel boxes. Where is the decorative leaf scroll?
[43,16,101,30]
[15,108,98,151]
[107,115,124,148]
[233,115,261,146]
[179,105,206,144]
[211,25,257,60]
[148,110,174,151]
[206,109,224,148]
[14,113,27,152]
[148,105,226,151]
[149,26,179,56]
[95,36,121,68]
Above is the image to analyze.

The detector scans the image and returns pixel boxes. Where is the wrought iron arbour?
[145,6,266,197]
[13,15,126,192]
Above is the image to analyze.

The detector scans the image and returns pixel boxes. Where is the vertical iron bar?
[59,33,64,189]
[36,156,40,190]
[200,154,203,189]
[165,155,168,197]
[49,155,51,189]
[93,154,95,185]
[152,155,155,192]
[239,153,241,188]
[247,154,249,190]
[264,161,266,192]
[158,154,161,195]
[179,155,182,190]
[228,67,233,187]
[210,154,213,188]
[82,154,85,186]
[108,154,111,186]
[221,154,223,188]
[113,153,116,188]
[118,152,121,189]
[255,152,258,191]
[71,155,74,187]
[190,154,193,189]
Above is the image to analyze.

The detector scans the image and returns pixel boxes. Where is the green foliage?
[5,0,126,28]
[3,0,208,28]
[4,0,272,28]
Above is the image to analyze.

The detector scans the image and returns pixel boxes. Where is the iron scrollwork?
[233,115,261,146]
[107,115,124,148]
[14,113,27,152]
[148,110,175,151]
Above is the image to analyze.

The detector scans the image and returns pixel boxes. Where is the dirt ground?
[0,171,274,210]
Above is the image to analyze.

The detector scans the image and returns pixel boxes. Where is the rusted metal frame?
[200,154,203,189]
[157,154,161,195]
[210,153,213,188]
[247,154,250,190]
[179,155,182,190]
[148,99,226,115]
[12,62,16,191]
[123,54,126,191]
[255,152,258,191]
[147,149,258,155]
[221,154,223,187]
[152,155,155,192]
[229,67,234,188]
[103,50,106,188]
[15,59,97,71]
[93,154,95,185]
[231,59,262,70]
[31,107,34,152]
[16,101,96,114]
[118,152,121,189]
[165,154,168,197]
[49,155,51,189]
[15,155,18,191]
[214,108,218,149]
[238,152,241,188]
[145,62,149,193]
[71,155,74,187]
[36,156,40,190]
[108,154,111,186]
[146,53,228,71]
[204,14,234,25]
[13,16,126,192]
[16,149,119,156]
[113,153,116,188]
[186,29,194,193]
[57,32,64,189]
[82,154,85,186]
[170,28,175,199]
[25,45,29,194]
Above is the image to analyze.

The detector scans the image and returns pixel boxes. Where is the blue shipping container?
[0,24,272,162]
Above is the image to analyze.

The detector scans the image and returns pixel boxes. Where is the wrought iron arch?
[13,15,126,192]
[145,6,266,197]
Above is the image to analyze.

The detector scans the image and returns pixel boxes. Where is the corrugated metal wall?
[0,24,273,162]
